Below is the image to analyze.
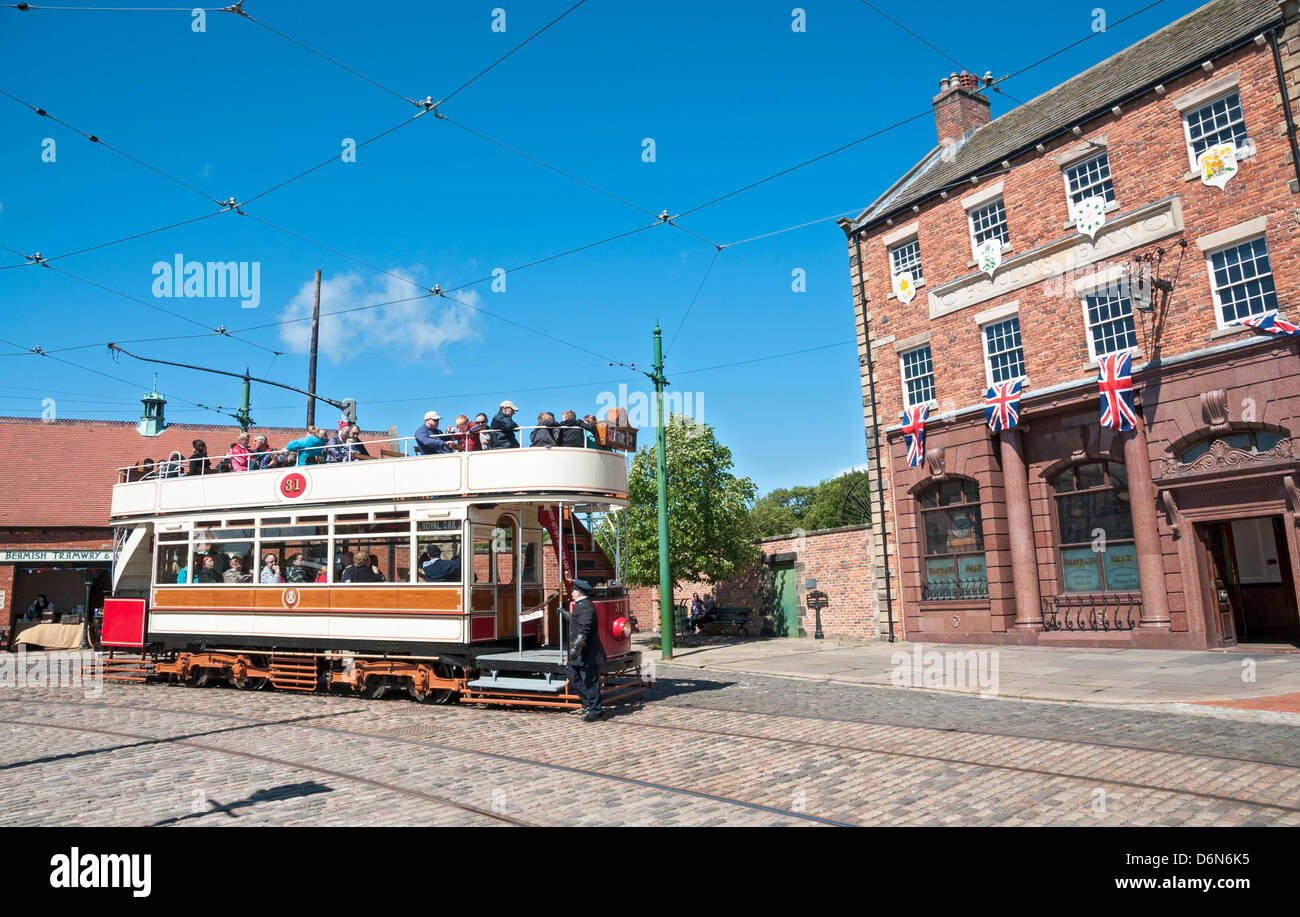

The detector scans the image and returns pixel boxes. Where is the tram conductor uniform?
[565,579,606,721]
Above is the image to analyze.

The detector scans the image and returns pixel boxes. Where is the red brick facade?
[841,2,1300,648]
[626,525,876,639]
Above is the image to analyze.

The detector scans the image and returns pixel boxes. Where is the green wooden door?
[771,564,798,637]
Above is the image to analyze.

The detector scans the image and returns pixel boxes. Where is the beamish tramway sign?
[0,551,113,563]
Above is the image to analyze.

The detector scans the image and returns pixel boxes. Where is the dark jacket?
[489,412,521,449]
[567,596,607,667]
[187,451,210,476]
[413,425,451,455]
[341,565,384,583]
[556,418,596,448]
[530,421,559,448]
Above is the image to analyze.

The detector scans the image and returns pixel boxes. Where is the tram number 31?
[279,472,307,499]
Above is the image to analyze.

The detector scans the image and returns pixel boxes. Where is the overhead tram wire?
[666,246,722,354]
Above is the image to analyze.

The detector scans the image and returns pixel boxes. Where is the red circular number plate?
[279,472,307,499]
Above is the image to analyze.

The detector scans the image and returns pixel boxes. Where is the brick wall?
[626,525,876,639]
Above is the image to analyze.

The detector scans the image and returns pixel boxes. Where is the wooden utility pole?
[306,269,321,427]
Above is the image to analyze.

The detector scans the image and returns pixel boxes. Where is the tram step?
[268,656,319,691]
[87,655,153,684]
[466,675,567,694]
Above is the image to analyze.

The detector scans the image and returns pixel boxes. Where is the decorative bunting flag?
[1097,351,1137,432]
[985,377,1023,433]
[900,403,929,468]
[1237,312,1300,336]
[1197,142,1239,190]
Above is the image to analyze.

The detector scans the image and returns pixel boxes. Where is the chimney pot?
[933,68,992,144]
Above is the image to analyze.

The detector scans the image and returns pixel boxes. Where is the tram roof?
[0,416,384,529]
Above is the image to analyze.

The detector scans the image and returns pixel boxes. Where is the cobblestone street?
[2,664,1297,827]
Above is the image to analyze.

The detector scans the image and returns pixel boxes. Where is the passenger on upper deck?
[489,400,521,449]
[161,451,186,478]
[557,409,597,448]
[230,432,251,472]
[531,412,559,447]
[285,427,328,465]
[450,414,484,452]
[414,411,451,455]
[187,440,211,476]
[474,413,491,449]
[249,434,274,470]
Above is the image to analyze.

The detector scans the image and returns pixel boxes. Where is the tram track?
[0,698,852,826]
[6,695,1299,822]
[665,699,1300,770]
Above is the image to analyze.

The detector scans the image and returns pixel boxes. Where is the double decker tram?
[99,436,648,709]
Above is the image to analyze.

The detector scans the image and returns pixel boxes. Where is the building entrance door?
[771,563,798,637]
[1200,516,1299,645]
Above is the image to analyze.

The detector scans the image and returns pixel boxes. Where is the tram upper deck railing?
[109,430,630,521]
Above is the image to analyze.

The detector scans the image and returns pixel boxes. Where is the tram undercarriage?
[95,644,650,711]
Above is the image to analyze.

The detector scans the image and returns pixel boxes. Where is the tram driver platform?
[466,648,645,694]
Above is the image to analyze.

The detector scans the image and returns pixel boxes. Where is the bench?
[700,607,753,637]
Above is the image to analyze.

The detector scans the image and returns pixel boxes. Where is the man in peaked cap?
[565,579,607,721]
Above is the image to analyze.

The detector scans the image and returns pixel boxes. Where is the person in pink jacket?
[229,431,252,472]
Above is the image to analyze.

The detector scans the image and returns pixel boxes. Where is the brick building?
[628,524,876,639]
[840,0,1300,648]
[0,400,380,647]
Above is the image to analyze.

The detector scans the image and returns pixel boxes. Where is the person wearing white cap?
[414,410,451,455]
[488,400,521,449]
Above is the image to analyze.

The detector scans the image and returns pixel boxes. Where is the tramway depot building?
[840,0,1300,649]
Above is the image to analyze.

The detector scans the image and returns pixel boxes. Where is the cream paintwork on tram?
[108,448,628,652]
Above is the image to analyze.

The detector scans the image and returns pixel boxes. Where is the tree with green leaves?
[597,414,758,588]
[749,468,872,538]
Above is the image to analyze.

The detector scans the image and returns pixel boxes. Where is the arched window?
[1180,431,1283,463]
[919,478,987,600]
[1053,462,1139,592]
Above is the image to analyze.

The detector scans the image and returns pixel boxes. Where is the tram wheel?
[408,662,459,704]
[185,669,212,688]
[230,674,268,690]
[364,676,391,700]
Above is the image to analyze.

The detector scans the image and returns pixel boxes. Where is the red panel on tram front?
[593,596,632,659]
[101,598,147,647]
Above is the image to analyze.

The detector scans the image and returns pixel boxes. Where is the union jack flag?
[1238,312,1300,335]
[984,377,1023,433]
[900,403,929,467]
[1097,351,1137,432]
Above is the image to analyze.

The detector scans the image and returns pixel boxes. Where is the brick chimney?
[933,71,991,145]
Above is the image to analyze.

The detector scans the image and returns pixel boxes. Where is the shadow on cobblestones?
[151,781,333,825]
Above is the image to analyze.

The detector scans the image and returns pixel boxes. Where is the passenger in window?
[187,440,211,476]
[260,554,283,584]
[230,432,251,472]
[249,435,275,470]
[285,427,329,465]
[531,412,560,447]
[341,551,384,583]
[195,555,221,583]
[176,564,189,583]
[489,400,521,448]
[285,552,312,584]
[223,555,252,583]
[414,411,452,455]
[421,544,460,582]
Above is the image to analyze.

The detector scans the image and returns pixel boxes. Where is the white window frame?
[888,237,924,285]
[1180,90,1250,172]
[899,344,936,411]
[967,196,1010,261]
[1061,151,1116,210]
[980,314,1026,389]
[1077,287,1140,363]
[1203,233,1279,330]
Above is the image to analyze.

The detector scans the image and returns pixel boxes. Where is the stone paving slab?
[647,636,1300,705]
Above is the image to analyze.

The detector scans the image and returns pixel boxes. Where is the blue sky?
[0,0,1205,494]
